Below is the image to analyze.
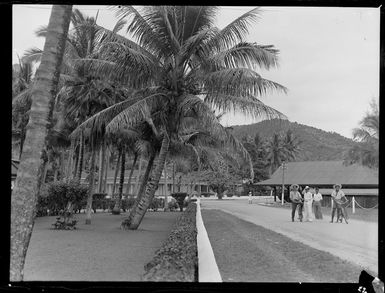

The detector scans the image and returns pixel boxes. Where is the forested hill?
[230,119,357,161]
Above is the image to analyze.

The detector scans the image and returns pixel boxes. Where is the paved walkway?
[201,199,378,275]
[24,212,179,281]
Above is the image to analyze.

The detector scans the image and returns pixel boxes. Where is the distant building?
[254,161,378,208]
[80,169,211,197]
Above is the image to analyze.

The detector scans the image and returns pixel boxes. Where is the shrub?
[148,197,164,211]
[41,181,88,229]
[37,181,88,217]
[142,203,197,281]
[201,192,214,197]
[171,193,188,212]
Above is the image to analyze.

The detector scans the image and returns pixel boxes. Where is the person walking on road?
[312,187,323,219]
[331,184,348,224]
[303,186,314,222]
[290,184,303,222]
[248,191,253,204]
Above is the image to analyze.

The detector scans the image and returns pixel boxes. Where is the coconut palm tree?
[10,5,72,281]
[265,133,286,175]
[72,6,287,229]
[344,100,379,169]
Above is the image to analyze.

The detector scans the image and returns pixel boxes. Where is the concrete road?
[201,199,378,275]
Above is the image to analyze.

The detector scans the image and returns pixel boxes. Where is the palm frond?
[106,93,168,134]
[206,42,279,71]
[112,6,168,57]
[203,7,261,53]
[201,67,287,97]
[205,93,286,120]
[21,47,43,64]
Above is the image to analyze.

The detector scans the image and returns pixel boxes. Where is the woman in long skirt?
[312,187,323,219]
[303,186,314,222]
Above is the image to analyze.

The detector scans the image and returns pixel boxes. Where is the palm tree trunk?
[10,5,72,281]
[73,142,80,180]
[85,147,97,224]
[112,146,125,214]
[127,134,169,230]
[65,143,74,182]
[122,152,156,229]
[60,151,65,181]
[172,161,175,194]
[111,150,121,198]
[164,161,168,211]
[135,155,143,195]
[102,147,109,194]
[126,153,138,197]
[76,133,84,182]
[97,142,105,193]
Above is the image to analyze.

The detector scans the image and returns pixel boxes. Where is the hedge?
[142,203,198,282]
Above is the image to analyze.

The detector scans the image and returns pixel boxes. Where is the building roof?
[11,159,19,178]
[255,161,378,187]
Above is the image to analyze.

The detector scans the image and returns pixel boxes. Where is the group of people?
[290,183,349,224]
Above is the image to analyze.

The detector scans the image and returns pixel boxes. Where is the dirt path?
[201,199,377,275]
[23,211,179,281]
[202,209,363,282]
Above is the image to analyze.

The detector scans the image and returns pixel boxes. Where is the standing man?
[290,184,303,222]
[303,186,314,222]
[331,184,348,224]
[248,191,253,204]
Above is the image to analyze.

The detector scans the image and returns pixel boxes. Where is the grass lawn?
[202,209,365,282]
[23,211,179,281]
[258,202,378,222]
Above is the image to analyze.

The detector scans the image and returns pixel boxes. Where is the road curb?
[196,199,222,282]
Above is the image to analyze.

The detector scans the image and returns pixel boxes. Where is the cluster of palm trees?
[241,130,301,181]
[11,5,287,280]
[344,99,379,169]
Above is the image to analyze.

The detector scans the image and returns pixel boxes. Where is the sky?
[12,5,380,139]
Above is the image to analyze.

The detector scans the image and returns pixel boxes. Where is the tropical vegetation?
[344,99,379,169]
[11,5,287,280]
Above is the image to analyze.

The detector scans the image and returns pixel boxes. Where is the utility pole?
[281,161,287,205]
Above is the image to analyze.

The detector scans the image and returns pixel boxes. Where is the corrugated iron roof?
[255,161,378,186]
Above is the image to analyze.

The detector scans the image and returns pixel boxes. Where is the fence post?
[352,196,356,214]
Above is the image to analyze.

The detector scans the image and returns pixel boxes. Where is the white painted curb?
[196,198,222,282]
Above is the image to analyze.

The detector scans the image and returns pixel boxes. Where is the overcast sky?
[12,5,380,139]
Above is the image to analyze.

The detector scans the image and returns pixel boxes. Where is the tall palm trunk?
[164,161,168,211]
[85,147,97,224]
[65,143,74,182]
[126,153,138,198]
[135,155,143,195]
[112,146,126,214]
[111,150,121,198]
[10,5,72,281]
[76,132,84,182]
[102,147,109,193]
[127,134,169,230]
[122,152,156,229]
[60,151,65,181]
[97,141,106,192]
[73,143,80,180]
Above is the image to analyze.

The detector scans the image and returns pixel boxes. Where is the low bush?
[38,181,88,229]
[37,181,88,217]
[142,203,197,282]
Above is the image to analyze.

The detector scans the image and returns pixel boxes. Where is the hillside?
[231,119,357,161]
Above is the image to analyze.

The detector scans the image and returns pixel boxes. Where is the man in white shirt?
[330,184,348,224]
